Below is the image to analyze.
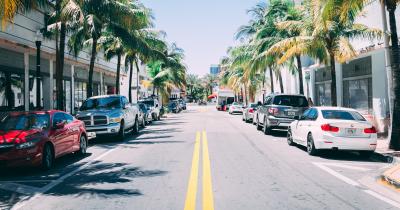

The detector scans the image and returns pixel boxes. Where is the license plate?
[346,128,357,135]
[287,111,296,116]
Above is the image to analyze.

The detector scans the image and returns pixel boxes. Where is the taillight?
[364,126,377,134]
[13,137,27,144]
[249,109,254,113]
[268,107,279,115]
[321,124,339,132]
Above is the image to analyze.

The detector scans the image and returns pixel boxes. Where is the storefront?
[314,67,331,106]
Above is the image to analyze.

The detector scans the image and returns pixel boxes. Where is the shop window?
[0,72,24,111]
[315,83,331,106]
[343,78,372,113]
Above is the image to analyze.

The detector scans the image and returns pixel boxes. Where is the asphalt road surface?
[1,104,400,210]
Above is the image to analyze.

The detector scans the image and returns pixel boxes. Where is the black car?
[168,101,181,113]
[178,99,187,110]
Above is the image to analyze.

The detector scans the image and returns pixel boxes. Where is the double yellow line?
[184,131,215,210]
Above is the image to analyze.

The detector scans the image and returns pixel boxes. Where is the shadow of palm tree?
[47,162,167,198]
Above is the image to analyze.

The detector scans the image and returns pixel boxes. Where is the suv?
[139,98,161,121]
[76,95,139,141]
[255,94,309,134]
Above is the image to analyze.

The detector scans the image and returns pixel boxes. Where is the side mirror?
[156,104,159,108]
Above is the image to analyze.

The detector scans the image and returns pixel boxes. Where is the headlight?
[16,141,36,149]
[109,117,121,124]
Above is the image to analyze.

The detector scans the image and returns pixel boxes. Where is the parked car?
[76,95,139,141]
[287,107,377,157]
[242,103,258,123]
[256,94,309,134]
[0,111,88,170]
[138,103,152,125]
[198,100,207,106]
[139,98,161,121]
[135,104,147,128]
[229,102,243,114]
[178,99,187,110]
[168,101,181,113]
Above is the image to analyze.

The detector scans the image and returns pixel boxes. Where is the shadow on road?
[47,162,167,198]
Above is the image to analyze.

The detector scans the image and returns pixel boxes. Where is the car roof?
[88,95,121,99]
[269,93,306,97]
[314,106,359,112]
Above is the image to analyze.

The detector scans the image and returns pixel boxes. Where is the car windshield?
[0,114,50,131]
[80,97,121,110]
[232,102,239,106]
[273,96,309,107]
[141,100,154,107]
[321,110,366,121]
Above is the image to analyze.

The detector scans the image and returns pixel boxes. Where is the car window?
[272,95,308,107]
[122,97,129,106]
[53,113,66,127]
[64,113,74,123]
[321,110,366,121]
[264,97,272,105]
[308,108,318,120]
[80,97,122,110]
[302,109,311,118]
[0,114,50,131]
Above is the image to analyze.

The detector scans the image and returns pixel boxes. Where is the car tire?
[359,151,373,158]
[132,118,139,134]
[77,135,87,155]
[142,117,146,128]
[256,117,262,131]
[118,121,125,141]
[41,144,54,170]
[263,117,272,135]
[307,133,318,156]
[157,114,161,121]
[287,129,295,146]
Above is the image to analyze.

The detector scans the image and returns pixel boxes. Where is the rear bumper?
[314,135,377,151]
[267,116,294,128]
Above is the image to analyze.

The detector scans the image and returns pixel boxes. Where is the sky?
[141,0,260,77]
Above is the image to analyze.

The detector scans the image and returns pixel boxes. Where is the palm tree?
[0,0,47,27]
[266,0,382,106]
[203,74,218,96]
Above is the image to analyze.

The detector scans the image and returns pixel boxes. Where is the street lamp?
[35,30,43,110]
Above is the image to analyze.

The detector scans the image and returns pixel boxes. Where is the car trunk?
[323,120,373,138]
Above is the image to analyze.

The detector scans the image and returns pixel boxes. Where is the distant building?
[210,65,221,75]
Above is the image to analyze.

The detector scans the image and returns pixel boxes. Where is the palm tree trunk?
[277,70,284,93]
[296,55,304,95]
[152,86,155,96]
[128,60,133,103]
[134,59,140,102]
[88,38,97,98]
[56,22,66,110]
[269,66,274,93]
[244,85,248,105]
[115,53,122,94]
[387,2,400,150]
[329,52,337,106]
[262,68,267,101]
[240,87,244,103]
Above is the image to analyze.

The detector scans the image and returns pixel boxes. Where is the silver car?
[242,103,258,123]
[76,95,139,141]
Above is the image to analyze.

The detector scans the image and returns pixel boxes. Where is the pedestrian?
[308,97,314,107]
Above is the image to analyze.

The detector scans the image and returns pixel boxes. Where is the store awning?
[207,93,217,99]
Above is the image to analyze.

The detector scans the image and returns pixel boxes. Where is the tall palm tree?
[266,0,382,106]
[0,0,47,27]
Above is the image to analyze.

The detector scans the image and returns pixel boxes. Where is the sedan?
[229,102,243,114]
[287,107,377,157]
[0,110,88,170]
[242,103,258,123]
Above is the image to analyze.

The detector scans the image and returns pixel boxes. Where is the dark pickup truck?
[255,94,309,134]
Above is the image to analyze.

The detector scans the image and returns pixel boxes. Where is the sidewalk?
[376,139,400,189]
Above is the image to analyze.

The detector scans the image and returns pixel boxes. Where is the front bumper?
[85,123,121,136]
[0,144,42,167]
[267,116,294,128]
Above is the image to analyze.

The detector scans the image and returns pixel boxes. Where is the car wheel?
[132,118,139,134]
[78,135,87,155]
[263,117,272,135]
[142,117,146,128]
[118,121,125,141]
[157,114,161,121]
[242,114,245,121]
[256,117,262,131]
[41,144,54,170]
[287,129,295,146]
[359,151,373,158]
[307,133,318,156]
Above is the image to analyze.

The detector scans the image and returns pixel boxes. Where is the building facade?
[210,65,221,75]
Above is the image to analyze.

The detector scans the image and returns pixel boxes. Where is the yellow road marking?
[202,131,215,210]
[184,132,201,210]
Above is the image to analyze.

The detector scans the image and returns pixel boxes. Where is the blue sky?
[141,0,261,76]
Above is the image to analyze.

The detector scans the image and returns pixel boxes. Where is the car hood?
[76,109,121,117]
[0,129,40,144]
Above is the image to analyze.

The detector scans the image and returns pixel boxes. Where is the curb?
[381,163,400,189]
[371,152,399,164]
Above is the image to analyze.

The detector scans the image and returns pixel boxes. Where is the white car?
[287,107,377,157]
[229,102,243,114]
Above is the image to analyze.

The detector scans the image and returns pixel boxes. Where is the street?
[1,104,400,210]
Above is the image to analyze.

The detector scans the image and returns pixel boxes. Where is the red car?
[0,110,88,170]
